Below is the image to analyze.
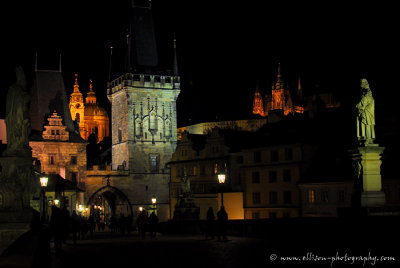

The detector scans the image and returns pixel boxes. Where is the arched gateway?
[87,185,133,222]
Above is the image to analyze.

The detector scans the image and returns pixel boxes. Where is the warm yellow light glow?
[139,207,143,212]
[151,197,157,204]
[218,173,226,184]
[78,205,83,212]
[54,199,60,206]
[40,176,48,187]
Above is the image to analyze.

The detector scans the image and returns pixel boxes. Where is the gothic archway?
[87,185,133,223]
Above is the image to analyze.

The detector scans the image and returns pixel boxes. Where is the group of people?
[50,206,99,248]
[205,206,228,241]
[136,211,159,239]
[109,214,133,235]
[49,206,160,249]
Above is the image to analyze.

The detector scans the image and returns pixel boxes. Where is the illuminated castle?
[253,62,304,117]
[69,74,110,142]
[253,62,341,118]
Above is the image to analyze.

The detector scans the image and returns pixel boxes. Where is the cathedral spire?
[297,75,303,99]
[275,61,284,90]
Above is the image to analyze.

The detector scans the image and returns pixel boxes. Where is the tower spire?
[108,45,113,81]
[73,74,80,93]
[297,75,303,99]
[173,34,179,76]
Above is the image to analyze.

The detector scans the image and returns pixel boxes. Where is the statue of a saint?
[180,168,191,196]
[356,78,375,145]
[3,66,31,156]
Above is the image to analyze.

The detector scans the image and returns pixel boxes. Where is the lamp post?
[217,172,226,208]
[40,175,49,223]
[151,196,157,215]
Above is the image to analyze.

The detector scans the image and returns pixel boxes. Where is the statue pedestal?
[0,156,35,254]
[173,196,200,221]
[351,145,386,207]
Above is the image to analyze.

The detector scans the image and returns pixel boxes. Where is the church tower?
[271,62,285,110]
[107,0,180,221]
[69,74,85,138]
[253,82,266,116]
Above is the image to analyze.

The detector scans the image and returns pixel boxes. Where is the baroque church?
[69,74,110,143]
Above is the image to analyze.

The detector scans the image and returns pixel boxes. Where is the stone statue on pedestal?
[0,66,33,212]
[349,78,385,208]
[0,67,35,253]
[356,79,375,145]
[173,168,199,220]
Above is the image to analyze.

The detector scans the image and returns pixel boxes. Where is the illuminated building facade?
[169,129,244,220]
[30,111,87,186]
[69,75,110,142]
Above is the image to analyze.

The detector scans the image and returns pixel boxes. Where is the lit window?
[213,163,218,175]
[308,189,316,204]
[193,166,197,176]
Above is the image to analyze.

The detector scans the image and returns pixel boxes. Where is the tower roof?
[126,0,158,70]
[30,70,77,134]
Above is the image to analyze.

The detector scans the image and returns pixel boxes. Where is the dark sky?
[2,1,398,127]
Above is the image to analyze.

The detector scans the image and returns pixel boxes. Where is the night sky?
[2,1,398,127]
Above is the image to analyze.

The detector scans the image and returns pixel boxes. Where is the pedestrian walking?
[217,206,228,241]
[88,215,95,238]
[71,210,80,245]
[205,207,215,240]
[136,211,148,239]
[148,212,159,238]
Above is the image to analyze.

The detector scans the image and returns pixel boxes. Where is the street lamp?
[40,175,48,223]
[217,172,226,208]
[151,196,157,215]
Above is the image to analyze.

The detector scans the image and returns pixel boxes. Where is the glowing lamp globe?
[218,173,226,184]
[40,176,48,187]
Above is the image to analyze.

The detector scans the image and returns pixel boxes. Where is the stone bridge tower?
[105,0,180,221]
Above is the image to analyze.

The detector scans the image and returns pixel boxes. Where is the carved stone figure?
[3,66,31,156]
[180,168,191,196]
[356,78,375,145]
